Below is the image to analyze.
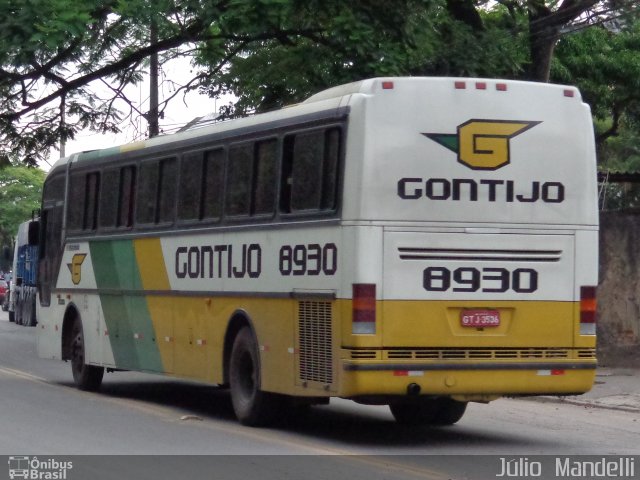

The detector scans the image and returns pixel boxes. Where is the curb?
[518,395,640,413]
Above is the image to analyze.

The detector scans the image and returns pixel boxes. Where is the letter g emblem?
[458,120,540,170]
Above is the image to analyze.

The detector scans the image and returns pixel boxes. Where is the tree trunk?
[528,25,559,82]
[526,0,600,82]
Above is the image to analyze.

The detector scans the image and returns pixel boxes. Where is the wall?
[598,212,640,367]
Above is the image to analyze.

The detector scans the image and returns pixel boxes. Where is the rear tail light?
[580,286,597,335]
[352,283,376,334]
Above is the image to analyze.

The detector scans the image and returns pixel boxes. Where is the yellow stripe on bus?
[134,238,174,372]
[134,238,170,290]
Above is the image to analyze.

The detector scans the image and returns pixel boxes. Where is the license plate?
[460,310,500,327]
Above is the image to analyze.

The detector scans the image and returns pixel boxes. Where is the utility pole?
[59,96,66,158]
[148,12,159,138]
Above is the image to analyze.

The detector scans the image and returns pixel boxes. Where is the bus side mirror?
[28,220,40,246]
[2,246,11,261]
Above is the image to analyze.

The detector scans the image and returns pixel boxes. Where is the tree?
[196,0,640,116]
[445,0,639,81]
[553,21,640,151]
[0,165,45,268]
[201,1,444,117]
[1,0,637,164]
[0,0,428,165]
[552,19,640,209]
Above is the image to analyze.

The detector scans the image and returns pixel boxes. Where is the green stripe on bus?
[90,240,164,373]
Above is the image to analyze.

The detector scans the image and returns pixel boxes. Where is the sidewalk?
[537,367,640,412]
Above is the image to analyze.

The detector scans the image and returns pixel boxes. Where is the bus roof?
[47,77,583,174]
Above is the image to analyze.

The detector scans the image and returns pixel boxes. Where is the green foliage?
[553,24,640,128]
[1,0,638,165]
[0,165,45,255]
[202,0,530,117]
[552,20,640,210]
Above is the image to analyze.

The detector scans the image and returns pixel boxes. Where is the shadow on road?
[53,374,546,450]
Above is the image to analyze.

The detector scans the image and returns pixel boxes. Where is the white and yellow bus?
[36,77,598,426]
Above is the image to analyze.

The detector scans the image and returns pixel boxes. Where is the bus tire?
[389,397,467,426]
[430,398,467,425]
[229,327,278,426]
[70,316,104,391]
[389,398,439,425]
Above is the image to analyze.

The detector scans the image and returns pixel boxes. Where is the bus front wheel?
[229,327,278,426]
[70,316,104,391]
[389,397,467,426]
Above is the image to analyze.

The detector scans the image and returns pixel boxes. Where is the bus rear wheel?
[229,327,279,426]
[70,316,104,391]
[389,397,467,426]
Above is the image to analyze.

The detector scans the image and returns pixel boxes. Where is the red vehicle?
[0,280,7,306]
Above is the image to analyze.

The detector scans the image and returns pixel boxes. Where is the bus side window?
[226,140,277,218]
[202,149,224,220]
[136,157,176,225]
[178,152,204,222]
[253,139,277,216]
[66,173,85,231]
[83,172,100,231]
[117,166,136,228]
[281,127,341,214]
[136,161,160,224]
[157,157,177,223]
[321,128,341,210]
[38,174,65,306]
[67,172,100,232]
[100,169,120,229]
[226,144,254,217]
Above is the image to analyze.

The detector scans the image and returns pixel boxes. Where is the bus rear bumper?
[338,361,597,399]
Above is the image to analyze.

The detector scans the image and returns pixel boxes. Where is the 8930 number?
[423,266,538,293]
[279,243,338,276]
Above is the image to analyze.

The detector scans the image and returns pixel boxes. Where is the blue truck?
[9,220,38,326]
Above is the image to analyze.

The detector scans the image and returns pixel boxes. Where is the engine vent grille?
[298,301,333,384]
[382,348,591,361]
[577,349,597,359]
[349,350,378,360]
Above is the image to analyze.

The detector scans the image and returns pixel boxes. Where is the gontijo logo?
[67,253,87,285]
[423,119,541,170]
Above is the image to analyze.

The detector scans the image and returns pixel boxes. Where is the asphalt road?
[0,311,638,480]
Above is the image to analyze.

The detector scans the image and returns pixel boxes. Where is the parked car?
[0,279,7,306]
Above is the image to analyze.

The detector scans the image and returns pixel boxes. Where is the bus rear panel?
[335,78,597,401]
